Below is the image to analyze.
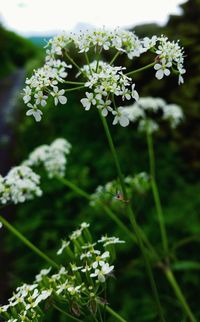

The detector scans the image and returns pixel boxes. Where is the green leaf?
[172,261,200,271]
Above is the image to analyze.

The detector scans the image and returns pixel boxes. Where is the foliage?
[0,24,38,78]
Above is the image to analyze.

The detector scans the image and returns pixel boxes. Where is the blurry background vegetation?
[0,0,200,320]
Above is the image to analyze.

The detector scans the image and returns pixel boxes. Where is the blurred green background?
[0,0,200,320]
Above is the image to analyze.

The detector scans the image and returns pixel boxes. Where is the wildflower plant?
[22,29,185,125]
[0,28,198,322]
[0,223,124,321]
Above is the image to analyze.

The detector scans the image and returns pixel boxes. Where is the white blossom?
[90,263,114,283]
[154,59,172,80]
[24,138,71,178]
[112,107,130,127]
[26,103,43,122]
[51,86,67,105]
[0,166,42,205]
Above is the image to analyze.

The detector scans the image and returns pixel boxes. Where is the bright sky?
[0,0,186,36]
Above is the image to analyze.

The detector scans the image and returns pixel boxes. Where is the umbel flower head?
[0,222,124,321]
[0,166,42,205]
[24,138,71,178]
[90,172,150,207]
[22,28,185,126]
[123,97,184,133]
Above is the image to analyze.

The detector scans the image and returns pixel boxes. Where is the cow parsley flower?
[23,28,185,123]
[154,58,172,80]
[24,138,71,178]
[0,166,42,205]
[123,97,184,131]
[0,222,124,321]
[26,103,43,122]
[162,104,184,128]
[112,107,130,127]
[90,263,114,283]
[51,86,67,105]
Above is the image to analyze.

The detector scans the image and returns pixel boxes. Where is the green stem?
[146,130,169,255]
[172,235,200,251]
[165,269,197,322]
[85,52,92,74]
[126,62,155,77]
[0,215,59,269]
[64,50,83,74]
[65,85,85,92]
[100,304,127,322]
[98,113,165,322]
[63,80,85,85]
[57,176,158,260]
[57,176,136,245]
[53,304,83,321]
[110,52,120,65]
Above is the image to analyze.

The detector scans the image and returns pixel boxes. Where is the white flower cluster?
[123,97,184,133]
[0,223,124,321]
[0,166,42,205]
[24,138,71,178]
[152,35,185,84]
[80,60,139,126]
[23,29,185,124]
[90,172,150,207]
[74,28,145,58]
[23,59,71,121]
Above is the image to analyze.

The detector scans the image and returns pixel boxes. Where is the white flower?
[131,84,139,101]
[23,86,32,103]
[92,251,110,269]
[98,236,125,247]
[143,36,157,49]
[90,263,114,283]
[112,107,130,127]
[163,104,183,128]
[35,267,52,282]
[51,86,67,105]
[154,59,172,80]
[34,91,48,106]
[25,138,71,178]
[0,166,42,205]
[80,92,96,111]
[97,99,112,116]
[57,240,70,255]
[26,103,43,122]
[139,119,159,134]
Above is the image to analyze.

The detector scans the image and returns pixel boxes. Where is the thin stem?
[98,114,165,322]
[126,62,155,77]
[146,130,169,255]
[172,235,200,251]
[85,52,92,75]
[100,304,127,322]
[63,80,85,85]
[64,50,83,74]
[165,269,197,322]
[0,215,59,269]
[53,304,83,321]
[65,85,85,92]
[110,52,120,65]
[57,176,159,261]
[57,176,136,245]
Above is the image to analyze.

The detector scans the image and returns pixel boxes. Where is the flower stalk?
[146,130,169,255]
[98,113,165,322]
[0,215,59,269]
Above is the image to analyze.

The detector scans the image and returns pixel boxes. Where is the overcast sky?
[0,0,186,36]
